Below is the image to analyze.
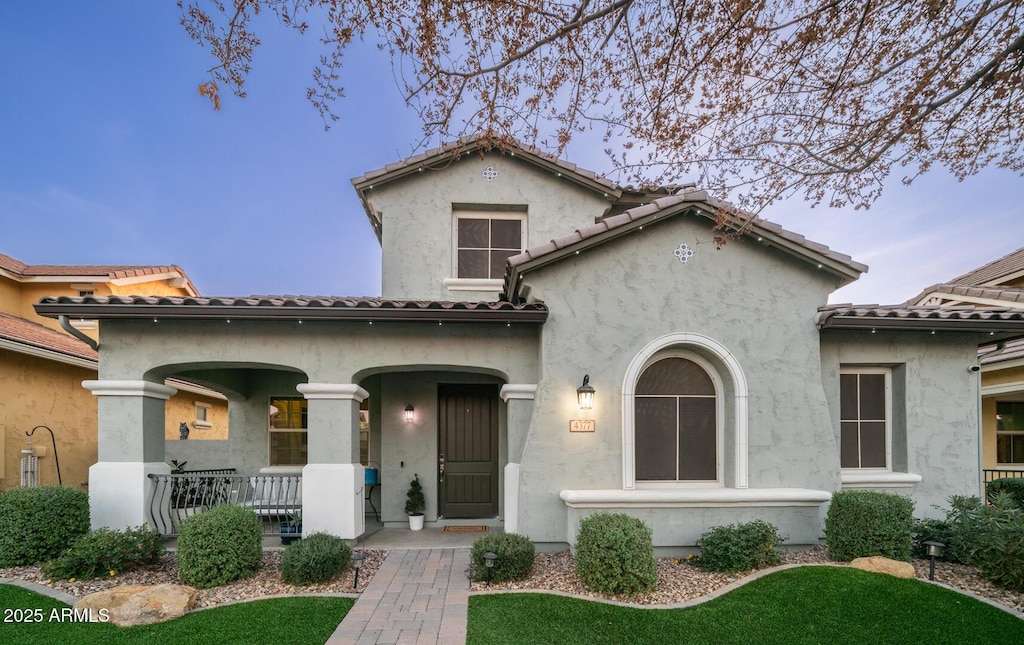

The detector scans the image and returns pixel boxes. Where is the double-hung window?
[269,397,308,466]
[997,401,1024,465]
[840,368,891,470]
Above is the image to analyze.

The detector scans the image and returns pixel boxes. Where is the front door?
[438,384,499,518]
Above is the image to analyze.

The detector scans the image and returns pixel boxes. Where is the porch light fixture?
[483,551,497,586]
[924,541,944,581]
[351,552,366,588]
[404,404,415,422]
[577,375,595,410]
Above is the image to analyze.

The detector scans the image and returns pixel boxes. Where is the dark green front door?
[438,384,499,518]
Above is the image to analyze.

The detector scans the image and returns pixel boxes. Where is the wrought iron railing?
[983,469,1024,501]
[147,471,302,537]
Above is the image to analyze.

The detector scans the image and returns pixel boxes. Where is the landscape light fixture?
[577,375,595,410]
[483,552,497,586]
[351,552,366,588]
[924,541,944,581]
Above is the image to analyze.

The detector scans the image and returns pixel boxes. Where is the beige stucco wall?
[0,349,96,491]
[164,390,229,441]
[366,151,614,301]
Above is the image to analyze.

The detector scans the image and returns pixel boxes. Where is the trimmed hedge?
[177,505,262,588]
[574,512,657,595]
[697,520,785,573]
[0,486,90,566]
[986,477,1024,509]
[469,532,535,583]
[281,532,351,585]
[42,525,164,580]
[825,490,913,562]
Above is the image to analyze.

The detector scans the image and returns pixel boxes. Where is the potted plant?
[405,474,426,530]
[281,511,302,545]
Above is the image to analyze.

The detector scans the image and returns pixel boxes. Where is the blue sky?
[1,2,1020,304]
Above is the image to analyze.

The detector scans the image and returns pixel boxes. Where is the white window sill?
[559,488,831,508]
[192,421,213,429]
[841,471,922,488]
[260,466,304,475]
[443,278,503,292]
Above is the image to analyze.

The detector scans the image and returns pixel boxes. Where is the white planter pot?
[409,514,424,531]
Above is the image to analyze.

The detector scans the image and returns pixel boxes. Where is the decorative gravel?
[4,546,1022,614]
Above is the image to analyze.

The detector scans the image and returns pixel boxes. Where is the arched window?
[635,356,719,482]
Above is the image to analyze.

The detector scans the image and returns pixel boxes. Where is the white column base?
[89,461,170,531]
[302,463,365,539]
[504,463,520,534]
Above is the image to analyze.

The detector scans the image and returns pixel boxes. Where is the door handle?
[439,453,445,483]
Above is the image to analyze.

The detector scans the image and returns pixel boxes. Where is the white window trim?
[193,401,212,429]
[995,400,1024,466]
[839,367,892,472]
[450,210,527,281]
[622,332,748,490]
[633,350,724,488]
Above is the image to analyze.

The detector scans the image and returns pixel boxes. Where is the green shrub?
[911,518,956,560]
[574,513,657,595]
[825,490,914,562]
[42,525,164,580]
[953,493,1024,590]
[177,505,262,588]
[986,478,1024,509]
[280,532,351,585]
[0,486,89,566]
[696,520,785,573]
[469,532,535,583]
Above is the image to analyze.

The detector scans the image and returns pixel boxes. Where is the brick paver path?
[328,548,470,644]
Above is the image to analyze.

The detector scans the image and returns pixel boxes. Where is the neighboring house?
[907,248,1024,484]
[33,137,1024,549]
[0,252,227,492]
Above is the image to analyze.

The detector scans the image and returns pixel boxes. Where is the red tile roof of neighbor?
[0,252,198,293]
[0,312,97,362]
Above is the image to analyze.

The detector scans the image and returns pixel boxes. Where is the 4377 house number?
[4,607,110,623]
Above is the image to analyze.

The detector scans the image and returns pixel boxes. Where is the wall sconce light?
[404,404,415,422]
[577,375,595,410]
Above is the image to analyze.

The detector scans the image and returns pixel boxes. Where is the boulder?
[850,556,916,579]
[75,584,198,626]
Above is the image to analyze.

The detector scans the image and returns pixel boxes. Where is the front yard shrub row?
[825,490,913,561]
[0,486,89,567]
[696,519,785,573]
[177,504,262,588]
[986,477,1024,509]
[42,525,164,580]
[470,532,535,583]
[281,532,351,585]
[574,512,658,595]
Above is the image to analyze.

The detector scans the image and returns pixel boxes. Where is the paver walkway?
[328,548,470,645]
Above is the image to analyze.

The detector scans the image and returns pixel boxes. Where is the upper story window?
[453,211,526,280]
[193,401,212,429]
[997,401,1024,465]
[840,368,891,470]
[635,355,720,483]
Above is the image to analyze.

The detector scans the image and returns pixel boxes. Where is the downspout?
[59,315,99,351]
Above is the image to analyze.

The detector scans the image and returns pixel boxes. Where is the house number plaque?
[569,420,596,432]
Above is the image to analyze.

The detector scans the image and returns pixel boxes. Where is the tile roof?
[0,252,198,294]
[909,283,1024,306]
[981,338,1024,366]
[949,247,1024,286]
[503,190,867,300]
[34,295,548,324]
[816,304,1024,333]
[0,312,97,362]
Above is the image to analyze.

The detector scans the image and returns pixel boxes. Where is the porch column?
[83,380,176,530]
[297,383,367,539]
[500,384,537,534]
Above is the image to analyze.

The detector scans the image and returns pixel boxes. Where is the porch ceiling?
[33,295,549,324]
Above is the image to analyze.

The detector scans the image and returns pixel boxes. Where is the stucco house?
[33,137,1024,549]
[0,252,227,491]
[906,247,1024,485]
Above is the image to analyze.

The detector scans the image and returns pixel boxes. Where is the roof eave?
[818,316,1024,335]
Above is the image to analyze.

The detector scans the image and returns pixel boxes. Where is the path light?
[924,541,944,581]
[404,404,415,422]
[483,552,497,586]
[577,375,595,410]
[351,552,366,589]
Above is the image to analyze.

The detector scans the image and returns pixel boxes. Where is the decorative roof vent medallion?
[674,243,695,264]
[482,166,499,182]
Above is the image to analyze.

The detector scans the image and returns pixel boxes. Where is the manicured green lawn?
[1,584,352,644]
[468,567,1024,644]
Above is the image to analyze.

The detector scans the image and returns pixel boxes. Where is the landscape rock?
[75,583,198,626]
[850,556,916,579]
